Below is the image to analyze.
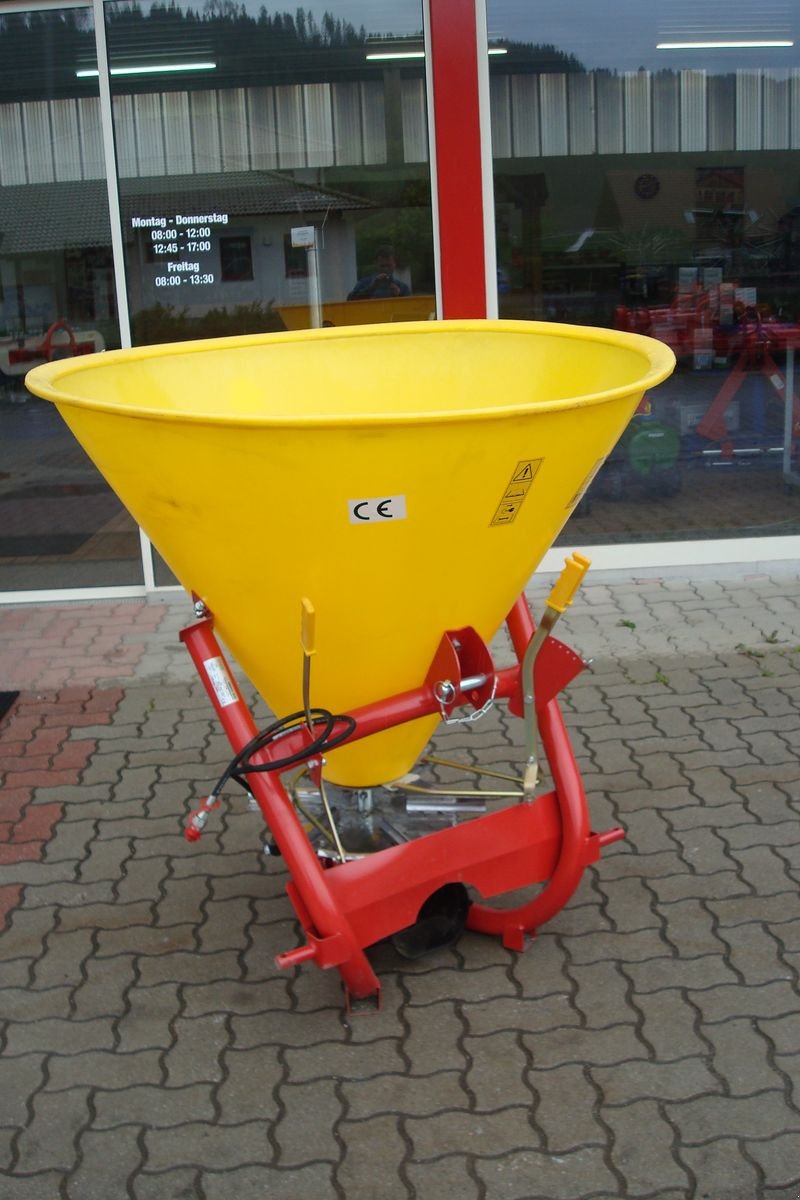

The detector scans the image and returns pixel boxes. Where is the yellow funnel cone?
[26,320,674,785]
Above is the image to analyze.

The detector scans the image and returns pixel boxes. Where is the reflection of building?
[0,173,373,340]
[122,171,373,318]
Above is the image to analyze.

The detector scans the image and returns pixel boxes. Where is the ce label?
[348,494,407,524]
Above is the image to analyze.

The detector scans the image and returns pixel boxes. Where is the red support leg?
[180,617,382,1002]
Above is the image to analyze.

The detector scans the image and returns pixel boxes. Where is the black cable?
[210,708,356,800]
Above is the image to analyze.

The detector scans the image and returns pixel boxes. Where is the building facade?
[0,0,798,601]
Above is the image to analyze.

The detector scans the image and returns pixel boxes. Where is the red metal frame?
[180,591,624,1006]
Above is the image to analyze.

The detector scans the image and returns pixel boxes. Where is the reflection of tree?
[500,42,584,73]
[0,4,587,102]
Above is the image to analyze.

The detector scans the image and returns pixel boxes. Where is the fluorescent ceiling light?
[366,47,507,60]
[657,40,793,49]
[365,50,424,60]
[76,61,217,77]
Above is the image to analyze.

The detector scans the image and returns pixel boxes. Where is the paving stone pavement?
[0,565,799,1200]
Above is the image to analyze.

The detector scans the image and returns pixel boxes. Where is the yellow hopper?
[26,320,674,787]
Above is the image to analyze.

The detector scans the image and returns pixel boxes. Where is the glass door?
[0,4,142,593]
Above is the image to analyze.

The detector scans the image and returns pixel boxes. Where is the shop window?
[488,0,800,546]
[284,235,308,279]
[220,236,254,282]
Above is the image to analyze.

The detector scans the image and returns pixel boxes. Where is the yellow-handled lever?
[522,553,592,798]
[300,596,316,657]
[300,597,316,731]
[546,552,592,615]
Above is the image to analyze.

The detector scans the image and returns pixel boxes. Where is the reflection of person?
[347,247,410,300]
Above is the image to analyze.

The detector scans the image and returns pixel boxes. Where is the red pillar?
[426,0,494,318]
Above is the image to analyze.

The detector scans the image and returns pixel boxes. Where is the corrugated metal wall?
[2,68,799,185]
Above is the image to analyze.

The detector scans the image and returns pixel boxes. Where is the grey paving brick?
[703,1017,784,1094]
[659,897,728,959]
[201,1163,336,1200]
[4,1018,113,1057]
[724,819,800,851]
[182,976,290,1020]
[649,870,746,903]
[666,1090,800,1144]
[527,1062,604,1153]
[747,1132,800,1190]
[71,953,138,1020]
[548,895,610,938]
[460,994,579,1038]
[599,1042,703,1107]
[760,1011,800,1054]
[599,875,661,931]
[604,1098,690,1193]
[341,1068,465,1120]
[215,1044,283,1124]
[168,849,263,877]
[0,1171,65,1198]
[567,960,633,1030]
[403,1000,468,1074]
[93,1083,215,1130]
[566,926,670,967]
[679,1138,762,1200]
[197,896,252,954]
[145,1120,271,1171]
[690,979,800,1023]
[14,1087,91,1173]
[132,1167,203,1200]
[273,1078,341,1165]
[0,1055,45,1126]
[407,1104,538,1161]
[474,1146,619,1199]
[151,874,208,928]
[600,849,687,883]
[667,800,750,830]
[521,1022,649,1069]
[135,949,241,987]
[95,921,196,958]
[77,836,133,884]
[405,1156,480,1200]
[231,1006,344,1050]
[0,906,58,961]
[336,1114,408,1200]
[670,825,739,875]
[115,982,181,1052]
[161,1014,229,1085]
[284,1035,404,1084]
[0,986,72,1022]
[720,922,795,986]
[708,891,800,928]
[625,952,737,994]
[46,1049,162,1093]
[464,1030,533,1110]
[66,1126,144,1200]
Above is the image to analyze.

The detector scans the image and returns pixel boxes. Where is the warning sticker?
[204,656,238,707]
[491,459,543,526]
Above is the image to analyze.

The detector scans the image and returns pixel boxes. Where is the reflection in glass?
[488,0,800,543]
[107,0,436,345]
[0,7,140,591]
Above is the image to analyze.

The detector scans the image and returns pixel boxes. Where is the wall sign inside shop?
[131,212,229,288]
